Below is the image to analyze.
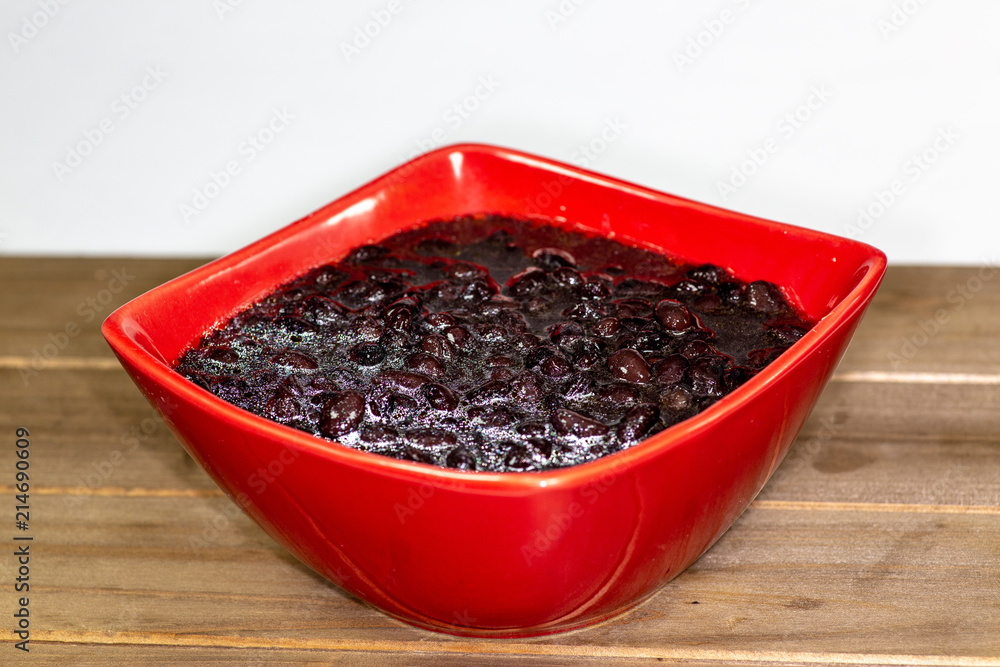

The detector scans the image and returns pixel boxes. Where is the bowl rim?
[103,142,886,493]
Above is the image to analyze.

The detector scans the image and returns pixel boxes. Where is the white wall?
[2,0,998,264]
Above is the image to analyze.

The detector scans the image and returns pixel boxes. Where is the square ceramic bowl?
[103,144,885,637]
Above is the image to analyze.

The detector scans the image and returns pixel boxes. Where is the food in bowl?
[174,214,814,472]
[102,144,885,636]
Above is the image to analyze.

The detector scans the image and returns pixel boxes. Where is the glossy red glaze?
[102,144,886,637]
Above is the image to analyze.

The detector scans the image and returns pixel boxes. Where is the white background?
[1,0,998,264]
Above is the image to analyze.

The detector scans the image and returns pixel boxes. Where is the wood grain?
[1,260,999,665]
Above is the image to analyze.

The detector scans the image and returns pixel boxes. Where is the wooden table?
[1,259,998,666]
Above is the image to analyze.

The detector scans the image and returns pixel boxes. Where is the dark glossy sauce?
[175,214,812,472]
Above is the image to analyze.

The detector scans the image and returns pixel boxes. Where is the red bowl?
[103,144,885,637]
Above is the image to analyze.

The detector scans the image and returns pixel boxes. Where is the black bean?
[746,346,786,369]
[552,266,584,287]
[598,382,643,405]
[524,345,556,369]
[687,264,730,285]
[551,409,609,438]
[378,370,430,391]
[539,355,573,379]
[549,321,584,350]
[680,339,714,359]
[508,268,548,298]
[687,356,727,397]
[532,247,576,269]
[207,347,239,364]
[617,403,659,443]
[422,383,458,411]
[349,342,385,366]
[446,446,478,470]
[573,351,601,371]
[466,379,509,404]
[516,422,548,437]
[653,355,688,385]
[405,428,458,448]
[577,280,610,300]
[448,261,487,282]
[486,354,515,368]
[613,298,653,319]
[661,387,693,411]
[614,278,666,297]
[444,325,470,348]
[399,448,437,465]
[510,372,544,404]
[476,406,519,427]
[311,265,348,286]
[744,281,789,315]
[563,300,605,322]
[461,279,496,303]
[319,391,365,438]
[275,316,318,335]
[272,350,319,369]
[503,444,535,470]
[724,366,754,392]
[353,316,385,342]
[563,373,595,398]
[668,279,705,299]
[421,334,454,360]
[346,244,389,264]
[593,317,620,337]
[360,424,399,443]
[405,353,445,378]
[655,299,691,332]
[425,312,457,329]
[608,348,651,384]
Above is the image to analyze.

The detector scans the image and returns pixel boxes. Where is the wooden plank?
[0,257,208,359]
[23,643,695,667]
[0,368,218,491]
[3,495,998,660]
[798,378,1000,442]
[760,437,1000,506]
[834,266,1000,375]
[2,260,997,663]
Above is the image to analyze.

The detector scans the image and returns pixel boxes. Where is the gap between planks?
[3,356,1000,385]
[4,486,997,514]
[10,630,1000,666]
